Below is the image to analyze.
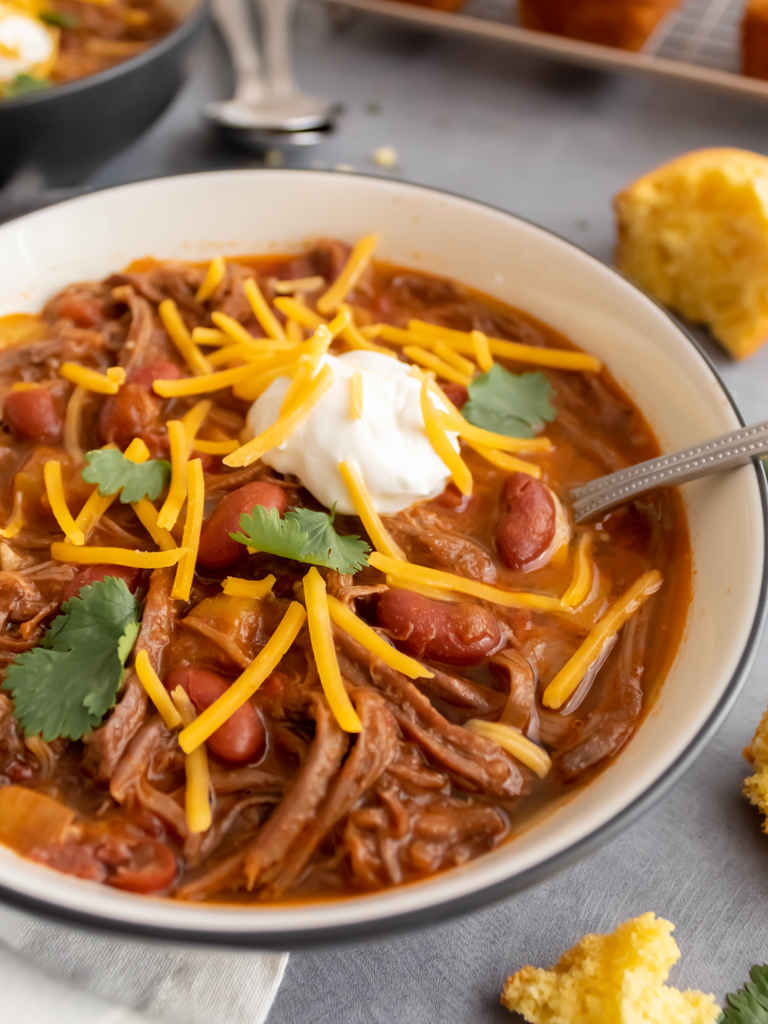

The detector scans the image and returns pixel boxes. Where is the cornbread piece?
[519,0,681,52]
[501,913,720,1024]
[743,0,768,80]
[744,696,768,829]
[615,148,768,359]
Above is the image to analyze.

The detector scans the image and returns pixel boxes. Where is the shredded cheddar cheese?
[471,330,494,372]
[63,385,88,463]
[349,372,364,419]
[562,533,594,608]
[207,344,267,368]
[157,420,188,530]
[279,328,333,415]
[43,461,84,545]
[408,319,603,373]
[285,320,304,346]
[192,438,239,455]
[338,461,405,561]
[404,346,473,386]
[273,275,325,294]
[339,306,397,358]
[131,497,177,551]
[543,570,663,709]
[304,568,362,733]
[369,551,566,612]
[362,323,422,347]
[171,686,212,835]
[195,256,226,303]
[224,364,334,468]
[179,601,307,754]
[158,299,213,376]
[171,458,204,602]
[191,327,229,347]
[317,234,379,315]
[420,375,473,497]
[326,594,432,680]
[464,440,542,479]
[51,542,187,568]
[243,278,287,343]
[154,362,256,398]
[273,296,325,331]
[466,719,551,778]
[181,399,212,451]
[439,409,553,453]
[232,363,298,403]
[432,340,477,376]
[0,490,24,539]
[135,649,182,729]
[60,363,123,395]
[222,575,276,599]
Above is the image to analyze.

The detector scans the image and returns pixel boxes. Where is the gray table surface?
[15,3,768,1019]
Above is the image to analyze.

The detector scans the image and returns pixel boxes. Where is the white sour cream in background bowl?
[245,351,459,514]
[0,3,55,84]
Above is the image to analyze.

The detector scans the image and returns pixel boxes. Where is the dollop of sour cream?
[246,351,459,515]
[0,4,54,84]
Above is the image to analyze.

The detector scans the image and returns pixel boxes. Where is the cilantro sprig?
[0,74,51,99]
[232,505,370,575]
[82,448,170,503]
[720,964,768,1022]
[40,10,80,27]
[2,578,140,741]
[463,364,555,439]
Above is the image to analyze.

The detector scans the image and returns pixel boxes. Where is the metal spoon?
[206,0,338,134]
[570,419,768,523]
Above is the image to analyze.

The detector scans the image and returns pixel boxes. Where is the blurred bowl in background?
[0,0,207,189]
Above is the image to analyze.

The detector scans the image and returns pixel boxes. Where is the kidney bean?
[497,472,557,570]
[99,383,161,448]
[165,666,265,765]
[62,564,141,603]
[126,362,183,387]
[3,386,62,444]
[197,481,288,570]
[376,588,501,666]
[106,836,177,893]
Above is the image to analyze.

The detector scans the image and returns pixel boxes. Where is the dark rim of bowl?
[0,0,207,110]
[0,170,765,949]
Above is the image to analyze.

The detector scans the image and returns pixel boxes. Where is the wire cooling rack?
[317,0,768,103]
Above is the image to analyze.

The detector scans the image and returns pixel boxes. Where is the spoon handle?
[569,419,768,523]
[256,0,297,99]
[211,0,264,105]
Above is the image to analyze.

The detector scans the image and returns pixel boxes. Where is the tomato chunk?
[166,666,265,765]
[4,386,63,444]
[62,565,141,603]
[197,481,288,570]
[55,295,104,328]
[106,837,178,893]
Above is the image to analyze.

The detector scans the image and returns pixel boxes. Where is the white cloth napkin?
[0,905,288,1024]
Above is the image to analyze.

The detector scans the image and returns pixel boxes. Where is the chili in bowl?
[0,171,762,946]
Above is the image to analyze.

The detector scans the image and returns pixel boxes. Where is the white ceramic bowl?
[0,171,765,947]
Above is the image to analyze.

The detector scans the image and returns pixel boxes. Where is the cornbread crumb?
[615,148,768,359]
[744,700,768,828]
[501,913,720,1023]
[372,146,398,169]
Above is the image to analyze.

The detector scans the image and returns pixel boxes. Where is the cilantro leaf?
[720,965,768,1023]
[231,506,370,575]
[40,10,80,27]
[2,578,140,741]
[0,74,50,99]
[463,364,555,439]
[82,448,170,503]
